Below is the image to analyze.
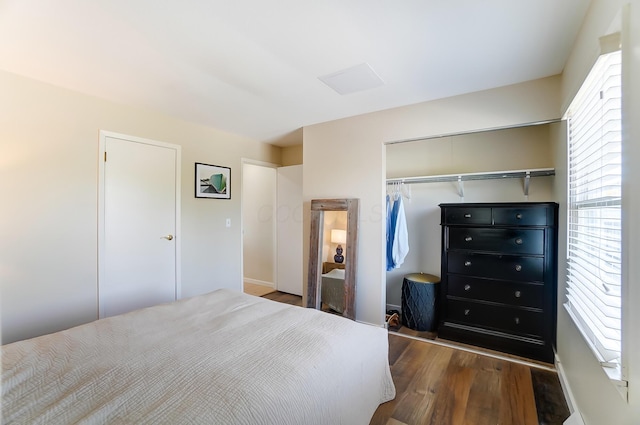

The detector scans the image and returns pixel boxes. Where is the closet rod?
[386,168,555,185]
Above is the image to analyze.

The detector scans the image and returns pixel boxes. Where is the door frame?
[98,130,182,318]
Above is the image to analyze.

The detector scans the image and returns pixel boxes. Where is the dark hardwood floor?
[371,334,569,425]
[260,290,302,305]
[258,291,570,425]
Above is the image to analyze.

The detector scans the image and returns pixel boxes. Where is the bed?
[321,268,346,313]
[1,289,395,424]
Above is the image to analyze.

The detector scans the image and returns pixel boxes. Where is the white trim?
[555,353,578,414]
[357,320,386,329]
[98,130,182,318]
[243,278,275,288]
[240,158,280,168]
[563,412,586,425]
[98,133,106,318]
[555,351,590,425]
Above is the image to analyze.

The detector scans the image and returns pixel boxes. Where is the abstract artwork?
[195,163,231,199]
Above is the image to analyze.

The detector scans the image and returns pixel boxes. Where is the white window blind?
[565,46,622,368]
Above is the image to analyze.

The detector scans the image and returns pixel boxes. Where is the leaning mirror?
[307,199,359,320]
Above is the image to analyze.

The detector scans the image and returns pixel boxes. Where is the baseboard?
[563,412,585,425]
[555,352,584,424]
[357,319,385,329]
[243,278,275,288]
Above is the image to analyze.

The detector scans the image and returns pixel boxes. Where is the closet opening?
[383,120,561,343]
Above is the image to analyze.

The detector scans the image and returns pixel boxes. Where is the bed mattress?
[2,289,395,424]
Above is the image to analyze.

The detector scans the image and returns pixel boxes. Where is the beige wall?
[303,75,562,326]
[0,70,280,344]
[281,144,303,166]
[386,123,554,178]
[554,1,640,424]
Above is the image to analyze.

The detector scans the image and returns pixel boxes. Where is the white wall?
[303,75,562,326]
[553,1,640,424]
[242,163,276,285]
[0,70,280,344]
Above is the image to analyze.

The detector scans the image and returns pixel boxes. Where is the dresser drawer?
[446,299,545,337]
[448,227,544,255]
[447,252,544,282]
[444,207,491,225]
[447,275,544,308]
[493,206,551,226]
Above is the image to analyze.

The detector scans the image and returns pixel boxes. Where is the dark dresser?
[438,202,558,363]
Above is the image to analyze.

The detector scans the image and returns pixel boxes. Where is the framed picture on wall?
[195,162,231,199]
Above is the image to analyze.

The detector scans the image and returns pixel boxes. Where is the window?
[564,37,623,376]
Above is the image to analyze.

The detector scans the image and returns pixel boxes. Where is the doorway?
[98,131,181,318]
[242,162,277,296]
[242,162,303,297]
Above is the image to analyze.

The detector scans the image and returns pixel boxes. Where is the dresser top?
[439,202,558,208]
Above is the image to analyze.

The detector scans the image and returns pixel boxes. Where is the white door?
[99,132,181,318]
[276,165,303,295]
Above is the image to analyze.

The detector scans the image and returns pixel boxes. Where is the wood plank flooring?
[260,291,570,425]
[243,282,276,297]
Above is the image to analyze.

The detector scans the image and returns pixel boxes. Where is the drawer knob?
[464,261,472,267]
[514,290,521,298]
[464,284,471,291]
[464,309,470,316]
[515,264,522,272]
[465,236,473,242]
[464,213,472,218]
[514,317,520,325]
[515,238,523,245]
[516,213,523,219]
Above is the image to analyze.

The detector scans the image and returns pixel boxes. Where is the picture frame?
[195,162,231,199]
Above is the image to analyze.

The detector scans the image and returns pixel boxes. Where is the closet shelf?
[386,168,555,198]
[386,168,555,185]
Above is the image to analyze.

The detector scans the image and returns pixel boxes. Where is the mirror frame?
[306,198,359,320]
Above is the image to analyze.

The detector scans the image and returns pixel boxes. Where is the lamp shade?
[331,229,347,244]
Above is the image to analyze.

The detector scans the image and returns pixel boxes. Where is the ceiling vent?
[319,63,385,95]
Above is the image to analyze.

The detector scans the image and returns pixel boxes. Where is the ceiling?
[0,0,591,146]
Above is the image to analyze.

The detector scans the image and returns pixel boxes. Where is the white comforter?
[2,289,395,424]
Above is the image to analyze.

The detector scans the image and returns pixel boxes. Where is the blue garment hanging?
[392,196,409,267]
[387,194,400,271]
[386,195,394,271]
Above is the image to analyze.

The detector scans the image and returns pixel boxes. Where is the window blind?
[565,47,622,367]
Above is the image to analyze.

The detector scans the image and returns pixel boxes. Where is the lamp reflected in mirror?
[331,229,346,263]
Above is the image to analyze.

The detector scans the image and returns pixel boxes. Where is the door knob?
[162,235,174,240]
